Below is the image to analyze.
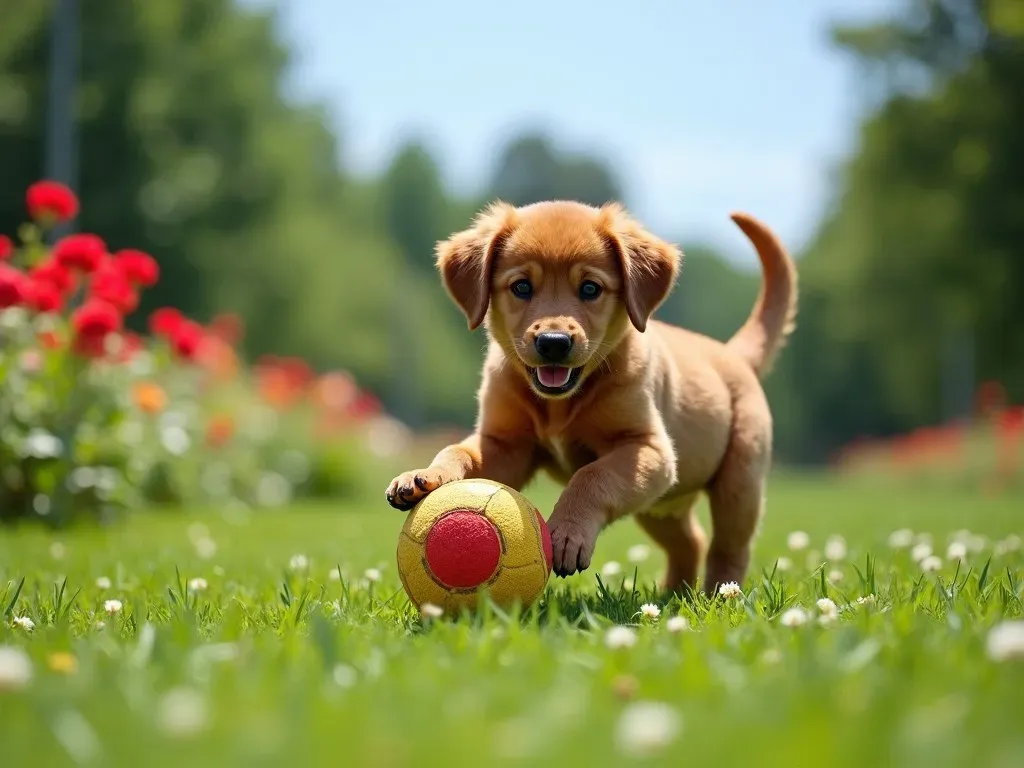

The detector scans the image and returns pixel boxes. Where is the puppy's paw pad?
[385,469,446,510]
[548,517,598,578]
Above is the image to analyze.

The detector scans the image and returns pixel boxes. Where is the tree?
[487,133,621,207]
[769,0,1024,461]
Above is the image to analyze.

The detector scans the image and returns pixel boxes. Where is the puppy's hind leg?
[704,389,772,596]
[636,493,705,597]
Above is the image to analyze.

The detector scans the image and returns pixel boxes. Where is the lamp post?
[45,0,78,241]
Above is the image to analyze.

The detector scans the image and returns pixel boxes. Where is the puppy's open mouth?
[529,365,583,396]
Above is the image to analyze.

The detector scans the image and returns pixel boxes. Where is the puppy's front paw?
[547,511,602,578]
[385,469,449,511]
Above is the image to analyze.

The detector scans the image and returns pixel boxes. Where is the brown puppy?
[386,200,797,595]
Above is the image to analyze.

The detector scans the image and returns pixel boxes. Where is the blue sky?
[266,0,894,264]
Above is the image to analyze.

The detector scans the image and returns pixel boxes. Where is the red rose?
[90,263,139,314]
[29,259,76,295]
[149,307,184,337]
[0,264,28,308]
[53,233,106,273]
[71,299,122,357]
[26,180,79,223]
[114,249,159,287]
[0,235,13,261]
[25,280,63,313]
[170,319,204,361]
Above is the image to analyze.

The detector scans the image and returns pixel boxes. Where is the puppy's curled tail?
[725,212,798,378]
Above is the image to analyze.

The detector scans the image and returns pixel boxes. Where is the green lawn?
[1,473,1022,767]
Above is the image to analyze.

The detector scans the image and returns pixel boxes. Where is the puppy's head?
[436,200,681,399]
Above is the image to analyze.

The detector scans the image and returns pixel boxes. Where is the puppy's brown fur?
[386,200,797,595]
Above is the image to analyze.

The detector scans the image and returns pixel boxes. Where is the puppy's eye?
[510,279,533,299]
[579,280,602,301]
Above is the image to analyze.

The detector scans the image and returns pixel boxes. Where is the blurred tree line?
[1,0,1020,463]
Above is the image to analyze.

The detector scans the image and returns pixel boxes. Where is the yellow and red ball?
[396,479,552,612]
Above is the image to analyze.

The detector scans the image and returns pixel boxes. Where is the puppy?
[386,200,797,595]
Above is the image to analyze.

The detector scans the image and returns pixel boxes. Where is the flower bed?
[832,383,1024,492]
[1,181,401,525]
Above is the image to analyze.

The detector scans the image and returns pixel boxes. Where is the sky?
[264,0,895,265]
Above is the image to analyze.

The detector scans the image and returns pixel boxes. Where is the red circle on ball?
[536,511,553,573]
[424,511,502,589]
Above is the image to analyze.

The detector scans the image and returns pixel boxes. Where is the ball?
[396,479,553,612]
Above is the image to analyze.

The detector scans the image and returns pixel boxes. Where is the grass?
[1,471,1022,767]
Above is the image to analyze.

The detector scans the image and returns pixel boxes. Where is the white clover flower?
[639,603,661,620]
[12,616,35,631]
[24,428,63,459]
[363,568,382,583]
[194,537,217,560]
[0,646,33,691]
[966,534,988,554]
[420,603,443,620]
[920,555,943,573]
[946,541,968,561]
[816,598,838,619]
[787,531,810,551]
[780,607,808,627]
[627,545,650,564]
[994,535,1021,557]
[160,426,191,456]
[94,621,106,631]
[187,578,208,593]
[817,614,837,627]
[604,626,638,650]
[828,570,844,584]
[256,472,292,508]
[212,566,225,577]
[856,594,875,606]
[888,529,914,549]
[666,616,689,634]
[328,567,343,582]
[289,554,309,571]
[95,576,112,590]
[760,648,783,665]
[601,561,624,578]
[718,582,742,599]
[825,535,848,561]
[157,687,208,738]
[50,542,66,560]
[614,701,681,757]
[774,557,793,572]
[103,599,123,615]
[986,621,1024,662]
[910,543,933,563]
[332,663,357,688]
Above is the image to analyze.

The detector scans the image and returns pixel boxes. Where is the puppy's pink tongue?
[538,366,571,388]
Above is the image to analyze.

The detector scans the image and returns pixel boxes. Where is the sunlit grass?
[1,473,1022,767]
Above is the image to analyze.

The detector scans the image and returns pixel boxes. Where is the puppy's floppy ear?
[435,202,517,330]
[598,203,681,332]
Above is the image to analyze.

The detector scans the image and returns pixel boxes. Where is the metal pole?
[45,0,78,241]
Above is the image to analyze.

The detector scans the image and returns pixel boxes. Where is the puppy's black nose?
[535,333,573,362]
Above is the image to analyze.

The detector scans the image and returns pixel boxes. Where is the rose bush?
[1,181,403,525]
